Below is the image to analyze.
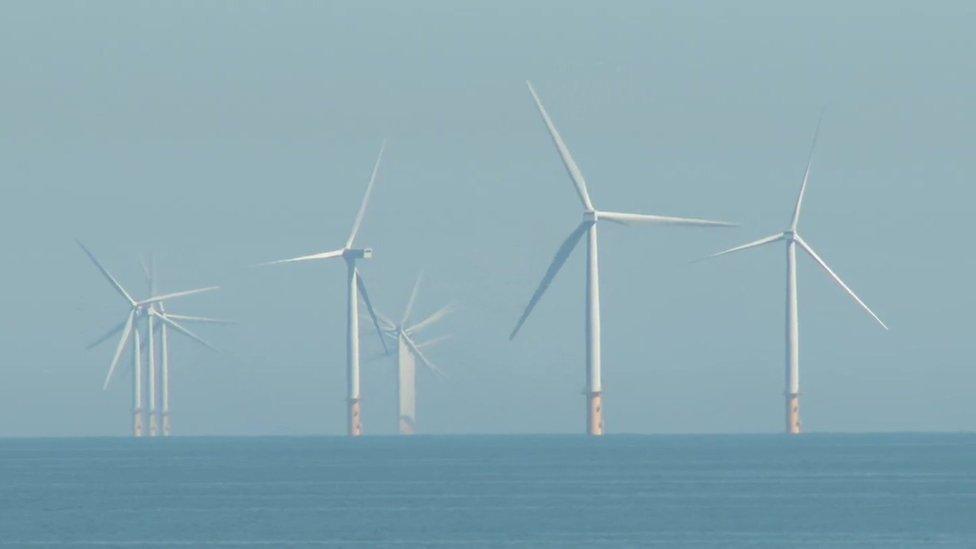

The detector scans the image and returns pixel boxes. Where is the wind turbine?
[260,142,388,436]
[138,256,233,436]
[78,241,221,437]
[510,82,736,436]
[375,274,452,435]
[699,117,888,434]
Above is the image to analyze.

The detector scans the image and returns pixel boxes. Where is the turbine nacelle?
[344,247,373,260]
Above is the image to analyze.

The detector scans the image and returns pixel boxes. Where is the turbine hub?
[582,210,598,222]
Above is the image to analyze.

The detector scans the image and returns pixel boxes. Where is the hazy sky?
[2,2,974,436]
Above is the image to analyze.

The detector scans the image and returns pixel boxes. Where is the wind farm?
[68,101,892,438]
[77,242,223,437]
[65,91,897,440]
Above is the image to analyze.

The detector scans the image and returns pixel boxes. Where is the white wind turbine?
[260,142,388,436]
[511,82,736,435]
[375,273,452,435]
[78,241,221,437]
[139,256,233,436]
[699,117,888,434]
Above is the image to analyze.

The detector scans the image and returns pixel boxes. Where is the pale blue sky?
[1,1,973,435]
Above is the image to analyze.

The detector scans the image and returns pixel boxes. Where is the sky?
[1,1,973,436]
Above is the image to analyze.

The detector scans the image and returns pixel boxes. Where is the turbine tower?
[260,142,388,436]
[78,241,221,437]
[700,117,888,434]
[511,82,735,435]
[376,274,452,435]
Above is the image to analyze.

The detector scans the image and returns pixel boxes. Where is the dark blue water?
[2,434,974,546]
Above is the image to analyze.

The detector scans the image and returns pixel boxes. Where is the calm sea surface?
[1,434,974,547]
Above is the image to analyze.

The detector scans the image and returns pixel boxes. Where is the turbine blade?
[152,311,221,352]
[103,311,135,390]
[795,235,888,330]
[417,334,452,350]
[149,255,157,296]
[256,249,345,267]
[76,240,136,306]
[162,314,236,325]
[790,110,825,230]
[86,318,129,350]
[597,211,737,227]
[139,255,152,290]
[138,286,219,306]
[407,302,455,335]
[346,140,386,248]
[695,233,784,262]
[355,270,389,355]
[376,311,397,332]
[401,272,423,325]
[510,222,588,339]
[526,81,595,210]
[403,333,446,378]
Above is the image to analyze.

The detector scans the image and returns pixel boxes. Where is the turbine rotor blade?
[597,211,737,227]
[86,319,128,350]
[790,110,825,230]
[402,333,446,379]
[138,286,219,306]
[510,222,588,339]
[139,255,152,291]
[417,334,452,350]
[162,314,236,325]
[695,233,784,262]
[355,270,389,355]
[76,240,136,306]
[401,272,423,325]
[152,310,221,352]
[526,81,595,210]
[256,249,345,267]
[795,235,888,330]
[103,310,135,390]
[407,302,455,335]
[346,140,386,249]
[149,255,157,295]
[376,311,397,332]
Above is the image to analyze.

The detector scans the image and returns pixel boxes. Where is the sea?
[1,434,974,547]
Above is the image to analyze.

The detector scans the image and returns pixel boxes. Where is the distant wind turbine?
[698,116,888,434]
[78,241,221,437]
[375,273,453,435]
[511,82,736,435]
[259,142,388,436]
[139,256,233,436]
